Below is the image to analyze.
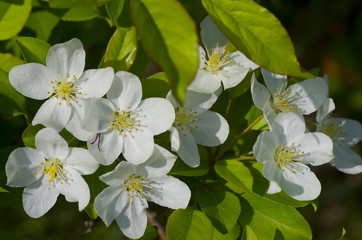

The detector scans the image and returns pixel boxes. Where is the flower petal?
[65,148,99,175]
[116,198,147,239]
[200,16,229,51]
[266,180,281,194]
[83,98,115,133]
[32,98,71,132]
[122,129,154,164]
[107,71,142,111]
[271,112,305,144]
[55,168,90,211]
[331,118,362,147]
[190,110,229,146]
[135,144,177,178]
[170,127,200,167]
[279,167,321,201]
[23,176,59,218]
[262,160,282,185]
[99,161,136,185]
[9,63,52,100]
[332,145,362,174]
[230,51,259,70]
[35,128,69,160]
[261,68,287,95]
[316,98,335,123]
[294,132,333,166]
[146,175,190,209]
[187,69,221,94]
[263,101,277,127]
[76,67,114,98]
[6,148,44,187]
[287,77,328,115]
[94,184,125,226]
[218,65,249,90]
[138,98,175,135]
[253,131,278,165]
[88,130,123,166]
[251,74,271,110]
[65,100,94,141]
[183,88,221,114]
[46,38,85,80]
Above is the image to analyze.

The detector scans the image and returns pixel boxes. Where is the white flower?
[83,71,175,165]
[251,69,328,125]
[188,16,258,94]
[167,88,229,167]
[253,112,333,201]
[5,128,99,218]
[9,38,114,141]
[316,97,362,174]
[94,144,191,239]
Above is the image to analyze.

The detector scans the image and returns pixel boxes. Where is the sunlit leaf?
[16,37,51,65]
[48,0,110,8]
[22,124,45,148]
[25,11,60,41]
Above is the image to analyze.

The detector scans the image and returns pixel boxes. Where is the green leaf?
[239,193,312,240]
[142,72,170,99]
[139,225,157,240]
[264,190,310,208]
[0,187,9,193]
[169,158,209,177]
[166,207,214,240]
[0,53,26,116]
[201,0,313,78]
[130,0,198,103]
[48,0,110,8]
[61,7,102,21]
[16,37,51,65]
[338,228,348,240]
[241,225,258,240]
[25,11,60,41]
[22,124,45,148]
[245,106,268,131]
[0,0,32,40]
[199,191,241,234]
[102,27,137,72]
[106,0,126,27]
[212,223,241,240]
[226,71,253,100]
[215,160,268,195]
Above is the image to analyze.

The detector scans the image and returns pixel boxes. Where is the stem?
[146,210,167,240]
[233,156,256,161]
[215,115,264,160]
[68,137,76,145]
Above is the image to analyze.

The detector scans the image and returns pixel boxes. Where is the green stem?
[67,137,76,145]
[215,114,264,160]
[233,156,256,161]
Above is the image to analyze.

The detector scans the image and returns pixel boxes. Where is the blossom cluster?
[5,16,362,238]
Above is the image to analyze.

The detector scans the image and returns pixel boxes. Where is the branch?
[84,217,100,234]
[147,210,167,240]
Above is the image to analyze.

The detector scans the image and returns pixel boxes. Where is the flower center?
[48,71,82,106]
[34,158,69,190]
[109,108,142,138]
[123,174,155,205]
[271,85,297,113]
[273,143,306,173]
[322,117,347,146]
[174,105,200,137]
[202,43,232,74]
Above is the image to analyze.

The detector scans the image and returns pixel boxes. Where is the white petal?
[55,168,90,211]
[23,176,59,218]
[188,70,221,94]
[218,65,249,90]
[107,71,142,111]
[116,198,147,239]
[76,67,114,98]
[253,131,278,165]
[146,175,190,209]
[65,100,94,141]
[251,74,271,110]
[200,16,229,51]
[46,38,85,80]
[94,184,125,226]
[83,98,115,133]
[6,148,44,187]
[288,77,328,114]
[170,127,200,167]
[261,68,287,95]
[230,51,259,70]
[294,132,334,166]
[88,130,123,166]
[190,110,229,146]
[99,161,136,185]
[316,98,335,123]
[263,101,277,127]
[138,98,175,135]
[65,148,99,175]
[32,98,71,132]
[267,180,281,194]
[333,145,362,174]
[262,160,282,185]
[9,63,52,100]
[135,144,177,178]
[35,128,69,160]
[332,118,362,147]
[279,167,321,201]
[122,129,154,164]
[166,91,180,109]
[271,112,305,144]
[183,88,221,114]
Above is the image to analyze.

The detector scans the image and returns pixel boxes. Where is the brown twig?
[146,210,167,240]
[84,217,100,234]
